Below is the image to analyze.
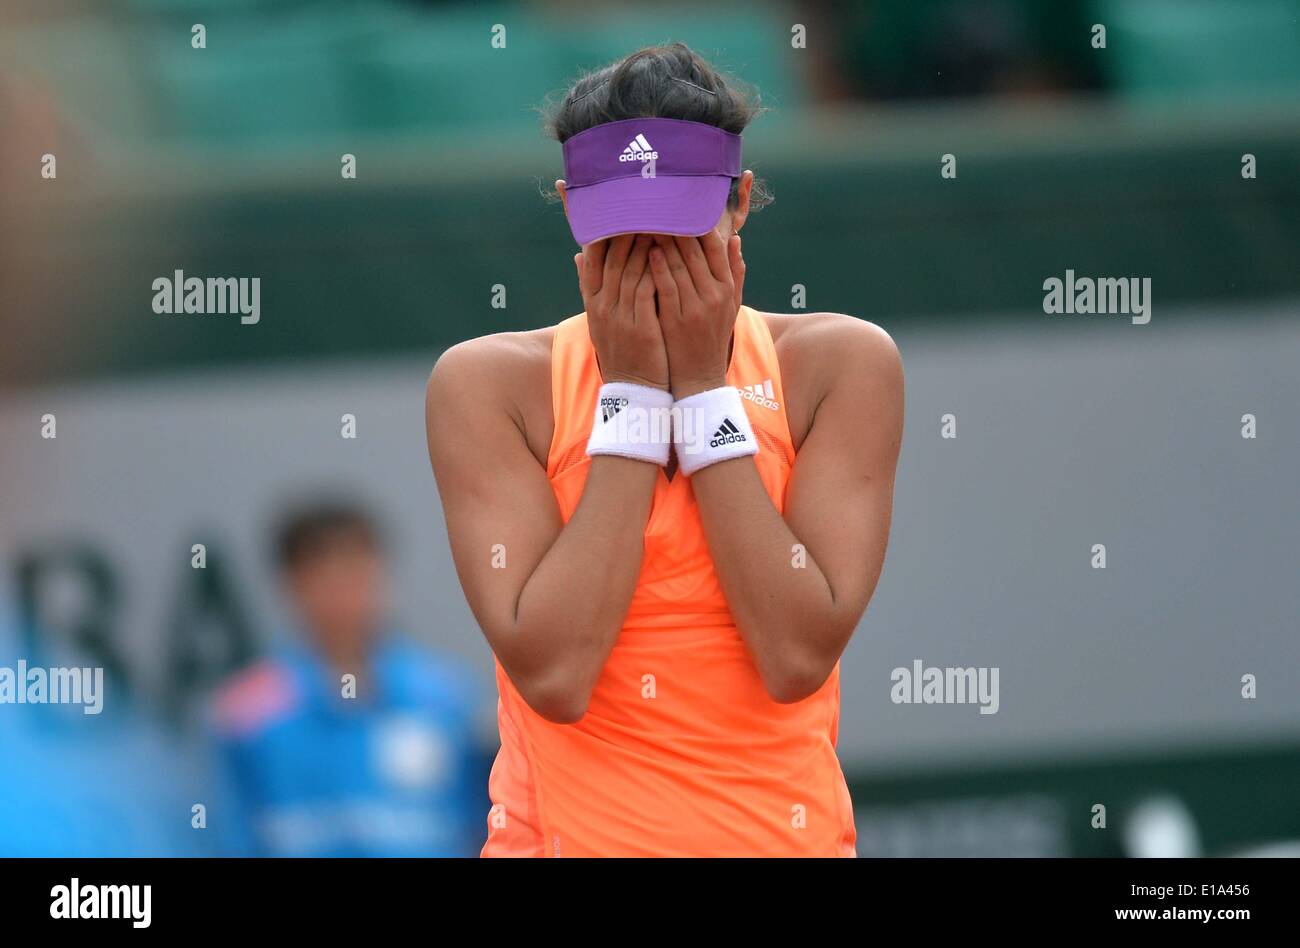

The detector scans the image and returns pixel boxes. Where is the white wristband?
[586,382,674,466]
[673,386,758,476]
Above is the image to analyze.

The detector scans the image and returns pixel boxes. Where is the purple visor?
[561,117,742,245]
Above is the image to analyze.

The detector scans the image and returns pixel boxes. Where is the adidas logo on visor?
[619,133,659,163]
[710,417,748,448]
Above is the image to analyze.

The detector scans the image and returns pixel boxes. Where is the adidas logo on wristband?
[588,382,673,467]
[672,386,759,475]
[600,396,630,423]
[710,417,748,448]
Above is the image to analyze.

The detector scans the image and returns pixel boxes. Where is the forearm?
[690,459,853,701]
[507,455,657,715]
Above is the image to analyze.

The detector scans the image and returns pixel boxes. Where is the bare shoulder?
[758,312,902,443]
[427,326,556,463]
[765,311,901,381]
[428,326,555,398]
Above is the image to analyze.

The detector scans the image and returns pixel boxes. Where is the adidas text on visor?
[561,117,742,245]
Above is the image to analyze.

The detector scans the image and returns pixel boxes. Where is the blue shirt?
[211,636,486,857]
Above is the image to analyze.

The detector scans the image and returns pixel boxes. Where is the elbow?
[515,670,592,725]
[497,618,614,724]
[529,694,590,725]
[763,667,832,705]
[760,654,837,705]
[753,621,851,705]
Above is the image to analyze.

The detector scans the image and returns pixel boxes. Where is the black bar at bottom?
[0,857,1283,934]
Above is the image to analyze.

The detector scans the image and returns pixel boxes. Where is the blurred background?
[1,0,1298,856]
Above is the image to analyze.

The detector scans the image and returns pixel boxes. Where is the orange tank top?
[481,305,857,857]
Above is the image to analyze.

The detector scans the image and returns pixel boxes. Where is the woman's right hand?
[577,235,669,391]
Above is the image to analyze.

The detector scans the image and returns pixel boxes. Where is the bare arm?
[426,234,669,723]
[690,318,903,702]
[648,231,903,703]
[426,340,656,723]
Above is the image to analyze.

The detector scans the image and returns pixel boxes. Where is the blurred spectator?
[210,503,486,857]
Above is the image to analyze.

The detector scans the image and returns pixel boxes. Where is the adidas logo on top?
[737,379,779,410]
[710,417,748,448]
[619,133,659,163]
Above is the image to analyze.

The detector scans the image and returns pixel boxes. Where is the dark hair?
[543,42,772,211]
[275,503,382,570]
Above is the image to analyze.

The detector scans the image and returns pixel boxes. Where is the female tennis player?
[426,43,903,857]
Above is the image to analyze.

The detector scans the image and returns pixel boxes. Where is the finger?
[672,235,716,295]
[602,235,635,301]
[633,268,658,328]
[648,244,682,321]
[618,236,653,318]
[654,235,699,306]
[697,228,733,285]
[582,240,608,297]
[728,235,745,310]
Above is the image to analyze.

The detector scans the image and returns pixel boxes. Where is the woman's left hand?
[648,231,746,399]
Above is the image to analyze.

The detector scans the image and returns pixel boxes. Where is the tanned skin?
[426,171,904,723]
